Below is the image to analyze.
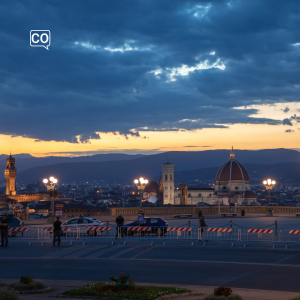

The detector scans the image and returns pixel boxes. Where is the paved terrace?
[2,214,300,296]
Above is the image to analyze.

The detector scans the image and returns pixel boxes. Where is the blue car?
[123,217,168,236]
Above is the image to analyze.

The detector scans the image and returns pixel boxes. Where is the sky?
[1,0,300,157]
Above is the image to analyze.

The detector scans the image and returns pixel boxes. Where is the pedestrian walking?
[199,215,208,241]
[53,216,62,246]
[115,214,124,238]
[0,215,9,247]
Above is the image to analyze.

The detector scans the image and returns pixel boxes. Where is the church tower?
[5,154,17,196]
[162,162,174,204]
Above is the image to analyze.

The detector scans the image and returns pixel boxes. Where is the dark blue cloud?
[0,0,299,142]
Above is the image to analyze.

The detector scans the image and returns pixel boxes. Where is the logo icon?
[30,30,51,50]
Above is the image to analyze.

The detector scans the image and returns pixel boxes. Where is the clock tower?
[5,154,17,196]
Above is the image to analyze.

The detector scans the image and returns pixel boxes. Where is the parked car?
[60,217,103,236]
[0,215,24,237]
[123,217,168,236]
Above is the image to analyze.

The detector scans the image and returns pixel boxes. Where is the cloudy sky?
[1,0,300,156]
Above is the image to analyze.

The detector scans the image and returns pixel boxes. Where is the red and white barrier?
[248,229,273,233]
[207,228,232,232]
[167,227,192,232]
[8,227,29,232]
[127,227,151,231]
[289,230,300,234]
[86,227,111,231]
[42,227,70,231]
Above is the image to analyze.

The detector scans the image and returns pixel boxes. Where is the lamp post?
[134,177,148,209]
[43,176,58,222]
[263,179,276,216]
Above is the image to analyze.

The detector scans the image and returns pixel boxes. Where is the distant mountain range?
[5,148,300,185]
[0,153,144,172]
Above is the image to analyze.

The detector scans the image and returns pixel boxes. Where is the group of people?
[114,213,208,240]
[0,213,208,246]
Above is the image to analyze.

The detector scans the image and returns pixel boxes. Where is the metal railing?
[4,222,300,248]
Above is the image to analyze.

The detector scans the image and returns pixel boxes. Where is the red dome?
[144,181,159,193]
[215,157,250,183]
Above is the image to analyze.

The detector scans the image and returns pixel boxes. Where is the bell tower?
[5,154,17,196]
[162,162,174,204]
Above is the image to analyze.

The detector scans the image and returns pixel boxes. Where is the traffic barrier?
[127,227,151,231]
[42,226,71,232]
[86,227,111,231]
[243,228,276,242]
[199,227,235,241]
[167,227,192,232]
[289,230,300,234]
[248,229,273,233]
[9,224,300,247]
[280,229,300,243]
[8,227,29,232]
[207,228,232,232]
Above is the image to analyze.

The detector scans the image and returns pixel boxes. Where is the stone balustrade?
[110,206,300,216]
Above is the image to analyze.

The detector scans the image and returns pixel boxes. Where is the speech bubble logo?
[30,30,51,50]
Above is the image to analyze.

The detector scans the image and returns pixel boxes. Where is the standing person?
[199,216,208,241]
[0,215,9,247]
[138,214,145,236]
[138,214,144,225]
[115,214,124,238]
[53,216,62,247]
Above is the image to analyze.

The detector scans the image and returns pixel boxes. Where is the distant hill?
[0,153,145,172]
[12,149,300,184]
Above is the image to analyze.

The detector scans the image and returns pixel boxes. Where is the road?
[1,238,300,293]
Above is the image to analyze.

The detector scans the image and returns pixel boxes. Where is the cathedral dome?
[215,149,250,183]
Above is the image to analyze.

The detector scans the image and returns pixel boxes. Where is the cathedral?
[155,148,257,206]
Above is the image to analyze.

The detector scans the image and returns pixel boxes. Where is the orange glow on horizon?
[0,122,299,157]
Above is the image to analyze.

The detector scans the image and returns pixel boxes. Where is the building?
[5,155,17,196]
[214,148,256,204]
[162,162,174,204]
[0,155,60,209]
[173,148,257,205]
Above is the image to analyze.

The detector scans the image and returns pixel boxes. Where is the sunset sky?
[1,0,300,157]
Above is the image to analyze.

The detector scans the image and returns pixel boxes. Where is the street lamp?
[263,179,276,206]
[134,177,148,209]
[43,176,58,222]
[263,179,276,216]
